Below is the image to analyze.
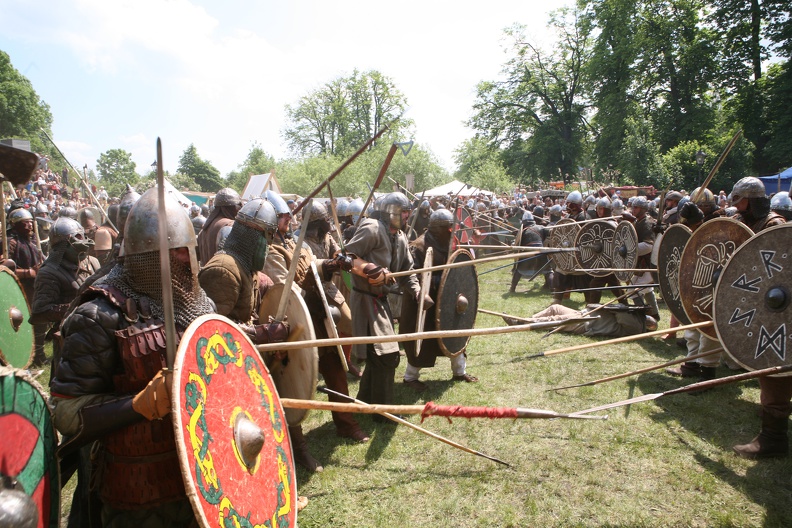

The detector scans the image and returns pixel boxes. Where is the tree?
[96,149,139,198]
[226,142,277,192]
[453,137,515,193]
[469,9,593,180]
[0,50,57,158]
[177,144,224,192]
[283,70,411,157]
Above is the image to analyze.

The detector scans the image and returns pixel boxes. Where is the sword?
[318,387,511,467]
[309,260,348,371]
[155,139,177,369]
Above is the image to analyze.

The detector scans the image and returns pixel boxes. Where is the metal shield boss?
[0,266,34,368]
[679,217,752,339]
[547,219,581,274]
[172,315,297,528]
[714,224,792,375]
[0,366,60,527]
[611,221,638,282]
[575,220,616,277]
[258,283,318,426]
[435,250,479,358]
[657,224,692,325]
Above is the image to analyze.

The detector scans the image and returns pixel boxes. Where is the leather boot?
[666,362,702,378]
[733,413,789,459]
[289,426,323,472]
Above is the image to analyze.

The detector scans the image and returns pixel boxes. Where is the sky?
[1,0,571,179]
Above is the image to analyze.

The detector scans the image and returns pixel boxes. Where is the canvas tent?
[759,167,792,195]
[242,171,282,200]
[420,180,494,198]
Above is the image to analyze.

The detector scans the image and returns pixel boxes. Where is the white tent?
[242,171,282,200]
[420,180,494,198]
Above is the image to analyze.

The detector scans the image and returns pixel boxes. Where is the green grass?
[44,262,792,527]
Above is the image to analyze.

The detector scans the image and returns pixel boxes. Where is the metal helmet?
[631,196,649,210]
[419,199,431,211]
[584,194,597,207]
[771,191,792,213]
[303,200,329,224]
[8,208,33,225]
[335,199,349,217]
[94,228,113,251]
[191,214,206,234]
[533,205,545,217]
[265,190,290,216]
[106,203,119,225]
[348,198,365,224]
[691,187,716,207]
[566,191,583,205]
[677,196,690,210]
[549,204,563,217]
[665,191,684,203]
[59,206,78,219]
[214,187,242,208]
[521,211,536,226]
[189,204,201,217]
[117,185,141,237]
[596,197,612,210]
[730,177,765,205]
[49,217,85,246]
[428,208,454,229]
[200,204,209,216]
[374,192,411,229]
[35,201,48,215]
[612,198,624,214]
[78,208,95,227]
[236,198,277,236]
[123,187,197,258]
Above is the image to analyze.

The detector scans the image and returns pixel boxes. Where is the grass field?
[48,261,792,527]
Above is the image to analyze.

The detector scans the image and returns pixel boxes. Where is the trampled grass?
[47,261,792,527]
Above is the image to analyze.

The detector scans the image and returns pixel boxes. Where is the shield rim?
[415,247,434,358]
[656,223,692,325]
[435,249,479,358]
[713,223,792,376]
[680,217,752,339]
[547,218,582,274]
[0,266,35,369]
[171,314,298,528]
[612,221,638,282]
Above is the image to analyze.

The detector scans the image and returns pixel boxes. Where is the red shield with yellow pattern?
[172,314,297,528]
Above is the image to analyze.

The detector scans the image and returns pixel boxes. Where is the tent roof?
[420,180,494,197]
[242,171,282,200]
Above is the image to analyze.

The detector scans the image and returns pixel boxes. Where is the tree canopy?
[177,144,224,193]
[96,149,139,197]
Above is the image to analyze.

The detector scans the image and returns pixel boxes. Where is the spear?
[386,249,574,279]
[530,321,713,358]
[477,255,549,277]
[353,140,412,231]
[155,139,177,369]
[691,129,743,203]
[280,395,608,421]
[571,364,792,416]
[318,387,511,466]
[559,284,659,295]
[547,348,724,391]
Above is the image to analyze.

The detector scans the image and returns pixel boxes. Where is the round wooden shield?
[0,366,60,527]
[173,315,297,528]
[657,224,692,325]
[611,221,638,282]
[574,220,617,277]
[435,250,479,358]
[453,207,474,245]
[0,266,34,369]
[714,224,792,375]
[679,217,752,339]
[258,283,318,425]
[547,219,581,274]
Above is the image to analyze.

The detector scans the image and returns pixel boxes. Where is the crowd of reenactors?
[2,171,791,526]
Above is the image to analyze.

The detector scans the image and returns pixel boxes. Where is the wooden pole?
[353,142,400,231]
[275,198,312,321]
[387,250,567,279]
[530,321,713,358]
[691,130,743,203]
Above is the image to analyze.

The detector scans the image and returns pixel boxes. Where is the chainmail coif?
[99,251,214,328]
[218,222,264,274]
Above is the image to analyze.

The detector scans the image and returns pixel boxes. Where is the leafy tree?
[283,70,411,157]
[0,50,57,159]
[469,9,593,180]
[226,142,277,192]
[453,137,515,193]
[177,144,224,192]
[96,149,139,197]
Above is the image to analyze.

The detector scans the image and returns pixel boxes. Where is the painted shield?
[611,221,638,283]
[258,283,318,425]
[0,266,34,369]
[309,261,347,371]
[415,247,434,357]
[0,366,60,527]
[679,217,752,339]
[172,315,297,528]
[435,250,479,358]
[657,224,692,325]
[575,220,617,277]
[453,207,474,245]
[547,219,581,274]
[714,224,792,375]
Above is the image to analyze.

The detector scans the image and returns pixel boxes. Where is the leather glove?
[16,268,36,280]
[246,318,290,344]
[132,369,172,421]
[417,291,434,310]
[363,263,388,286]
[620,212,636,223]
[322,258,340,275]
[335,254,354,272]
